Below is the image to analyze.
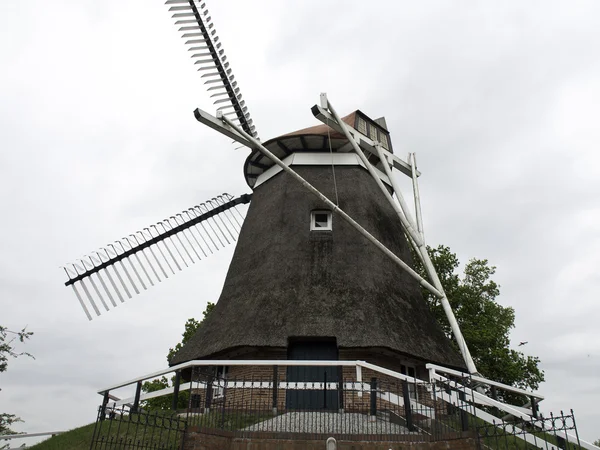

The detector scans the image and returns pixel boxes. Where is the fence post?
[402,381,415,431]
[132,381,142,414]
[172,370,181,411]
[370,378,377,417]
[272,365,278,415]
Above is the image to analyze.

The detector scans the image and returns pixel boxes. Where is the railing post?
[100,392,109,421]
[491,385,498,400]
[445,385,454,416]
[356,365,363,398]
[370,378,377,417]
[431,382,438,440]
[530,396,538,418]
[458,390,469,432]
[204,376,213,413]
[323,371,328,409]
[272,365,278,415]
[172,370,181,411]
[402,381,415,431]
[337,366,344,413]
[132,381,142,414]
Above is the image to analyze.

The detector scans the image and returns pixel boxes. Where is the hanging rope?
[326,117,340,206]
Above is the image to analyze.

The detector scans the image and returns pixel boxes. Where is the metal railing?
[477,410,582,450]
[182,368,470,442]
[90,404,186,450]
[94,359,594,449]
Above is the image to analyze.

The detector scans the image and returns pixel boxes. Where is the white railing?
[98,359,427,399]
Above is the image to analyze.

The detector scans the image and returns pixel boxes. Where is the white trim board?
[254,152,392,188]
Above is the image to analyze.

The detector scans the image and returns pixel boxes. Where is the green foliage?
[0,326,33,374]
[1,325,33,441]
[167,302,215,364]
[142,302,215,411]
[593,439,600,447]
[414,245,544,396]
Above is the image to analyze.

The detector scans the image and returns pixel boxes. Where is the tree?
[142,302,215,410]
[1,326,33,443]
[593,439,600,447]
[414,245,544,397]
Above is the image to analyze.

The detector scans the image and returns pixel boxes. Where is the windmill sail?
[63,193,251,320]
[166,0,258,138]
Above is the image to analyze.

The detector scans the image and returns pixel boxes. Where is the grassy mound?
[28,411,184,449]
[28,422,97,450]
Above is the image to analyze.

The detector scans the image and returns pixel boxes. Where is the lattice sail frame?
[63,193,251,320]
[166,0,257,138]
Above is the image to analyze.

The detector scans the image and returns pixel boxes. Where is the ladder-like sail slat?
[166,0,258,138]
[63,193,252,320]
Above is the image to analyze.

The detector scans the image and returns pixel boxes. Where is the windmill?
[62,0,478,380]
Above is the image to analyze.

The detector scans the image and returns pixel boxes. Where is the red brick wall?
[183,429,479,450]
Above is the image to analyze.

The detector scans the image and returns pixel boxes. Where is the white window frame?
[310,210,333,231]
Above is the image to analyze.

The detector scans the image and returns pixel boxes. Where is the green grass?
[27,422,97,450]
[28,412,185,450]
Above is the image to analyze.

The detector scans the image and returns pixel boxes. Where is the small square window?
[310,210,332,231]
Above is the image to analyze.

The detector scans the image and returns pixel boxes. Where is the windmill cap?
[244,110,392,188]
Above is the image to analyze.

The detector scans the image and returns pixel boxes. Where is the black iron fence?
[91,364,583,449]
[477,410,582,450]
[182,368,474,442]
[89,404,186,450]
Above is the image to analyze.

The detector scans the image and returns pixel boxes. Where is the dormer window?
[310,210,332,231]
[354,111,392,152]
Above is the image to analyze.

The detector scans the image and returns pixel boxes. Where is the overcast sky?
[1,0,599,445]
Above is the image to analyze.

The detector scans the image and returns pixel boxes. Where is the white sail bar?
[63,193,251,320]
[319,93,477,375]
[166,0,258,138]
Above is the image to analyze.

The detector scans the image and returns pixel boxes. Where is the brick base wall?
[183,430,478,450]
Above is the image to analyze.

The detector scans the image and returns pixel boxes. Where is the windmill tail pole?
[218,112,442,299]
[323,95,477,375]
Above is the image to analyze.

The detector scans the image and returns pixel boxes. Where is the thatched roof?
[171,163,465,369]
